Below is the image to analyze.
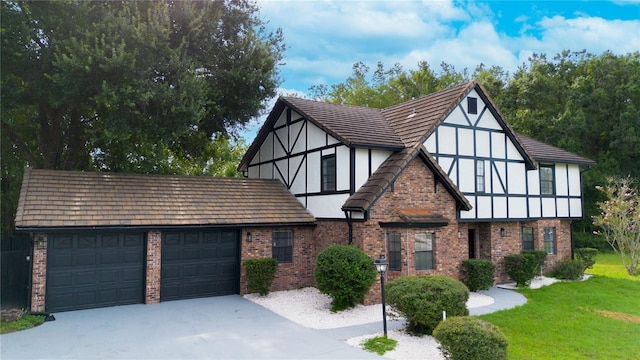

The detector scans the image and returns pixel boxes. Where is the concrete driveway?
[0,295,381,359]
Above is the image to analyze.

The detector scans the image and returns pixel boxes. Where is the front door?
[468,229,476,259]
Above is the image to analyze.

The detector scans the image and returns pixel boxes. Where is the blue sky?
[240,0,640,140]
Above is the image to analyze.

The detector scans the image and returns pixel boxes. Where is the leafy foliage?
[244,258,279,296]
[522,250,547,276]
[314,245,377,312]
[592,176,640,275]
[460,259,495,292]
[433,316,508,360]
[575,248,598,271]
[385,275,469,335]
[362,336,397,355]
[548,259,585,280]
[504,254,537,287]
[0,314,45,334]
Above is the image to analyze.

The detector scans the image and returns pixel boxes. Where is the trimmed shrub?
[522,250,547,276]
[573,231,611,252]
[433,316,508,360]
[314,245,377,312]
[504,253,537,287]
[548,259,585,280]
[575,247,598,271]
[244,258,279,295]
[460,259,495,292]
[385,275,469,335]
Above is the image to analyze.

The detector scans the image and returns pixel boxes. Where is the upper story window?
[272,230,293,263]
[476,160,485,193]
[467,97,478,114]
[415,233,434,270]
[522,227,534,250]
[540,165,555,195]
[387,232,401,271]
[321,154,336,192]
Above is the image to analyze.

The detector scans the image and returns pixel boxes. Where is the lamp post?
[374,254,388,338]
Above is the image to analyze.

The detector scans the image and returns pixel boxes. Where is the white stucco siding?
[458,128,475,156]
[460,196,476,219]
[438,126,457,155]
[248,166,259,178]
[491,162,506,194]
[355,148,369,192]
[527,170,541,195]
[477,196,492,218]
[570,198,583,217]
[424,133,436,153]
[493,197,507,218]
[307,194,349,218]
[528,198,542,218]
[557,198,570,217]
[307,151,321,193]
[259,163,273,180]
[568,165,582,196]
[307,122,327,149]
[458,158,475,192]
[556,164,569,196]
[491,132,506,159]
[443,106,470,126]
[336,146,350,191]
[509,197,528,218]
[506,140,524,161]
[507,163,527,194]
[371,150,392,171]
[476,131,491,157]
[274,127,288,159]
[290,121,306,154]
[542,198,556,217]
[289,155,306,194]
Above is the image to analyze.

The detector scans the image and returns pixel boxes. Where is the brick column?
[31,233,47,312]
[145,230,162,304]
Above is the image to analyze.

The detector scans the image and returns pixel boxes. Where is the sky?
[240,0,640,140]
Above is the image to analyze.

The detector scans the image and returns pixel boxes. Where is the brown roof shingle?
[15,169,315,230]
[516,133,596,166]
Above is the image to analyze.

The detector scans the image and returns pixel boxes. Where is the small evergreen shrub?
[522,250,547,276]
[314,245,377,312]
[433,316,508,360]
[575,247,598,271]
[244,258,279,295]
[504,253,537,287]
[460,259,495,292]
[385,275,469,335]
[548,259,585,280]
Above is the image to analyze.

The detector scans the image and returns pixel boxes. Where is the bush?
[314,245,377,312]
[460,259,495,292]
[522,250,547,275]
[385,275,469,335]
[573,231,611,252]
[433,316,508,360]
[244,258,279,295]
[548,259,585,280]
[504,253,537,287]
[575,247,598,271]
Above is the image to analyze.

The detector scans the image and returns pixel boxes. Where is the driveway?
[0,296,381,359]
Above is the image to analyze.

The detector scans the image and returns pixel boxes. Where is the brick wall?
[145,230,161,304]
[239,226,316,294]
[30,233,47,312]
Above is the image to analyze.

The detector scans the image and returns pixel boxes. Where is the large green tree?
[0,0,283,234]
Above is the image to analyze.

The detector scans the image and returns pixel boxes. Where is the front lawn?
[480,253,640,360]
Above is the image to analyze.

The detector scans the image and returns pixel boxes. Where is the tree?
[1,0,283,234]
[1,0,283,172]
[592,176,640,276]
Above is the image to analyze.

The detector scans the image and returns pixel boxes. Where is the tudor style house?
[238,80,595,299]
[16,80,594,313]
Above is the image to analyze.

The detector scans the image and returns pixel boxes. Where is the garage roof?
[15,169,315,230]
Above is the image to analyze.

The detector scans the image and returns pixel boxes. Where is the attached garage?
[46,232,144,312]
[16,169,315,313]
[161,230,239,301]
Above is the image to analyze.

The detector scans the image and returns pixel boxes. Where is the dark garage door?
[161,230,239,301]
[46,233,145,312]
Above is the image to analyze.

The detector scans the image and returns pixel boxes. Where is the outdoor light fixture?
[36,235,45,250]
[500,228,506,237]
[246,232,252,242]
[374,254,389,337]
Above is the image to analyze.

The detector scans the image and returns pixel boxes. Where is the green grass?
[362,336,398,355]
[480,252,640,360]
[0,314,45,334]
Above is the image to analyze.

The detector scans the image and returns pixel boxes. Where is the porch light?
[374,254,388,337]
[500,228,506,237]
[246,232,252,242]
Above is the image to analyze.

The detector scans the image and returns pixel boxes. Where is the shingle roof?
[15,169,315,230]
[516,133,596,166]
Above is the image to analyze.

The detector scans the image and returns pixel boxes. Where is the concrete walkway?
[0,287,526,359]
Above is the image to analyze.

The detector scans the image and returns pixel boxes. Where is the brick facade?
[30,233,47,312]
[145,230,162,304]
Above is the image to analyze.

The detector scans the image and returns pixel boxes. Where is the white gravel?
[245,287,495,360]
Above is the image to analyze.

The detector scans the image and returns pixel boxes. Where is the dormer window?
[467,97,478,114]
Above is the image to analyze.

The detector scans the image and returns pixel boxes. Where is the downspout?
[344,211,353,245]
